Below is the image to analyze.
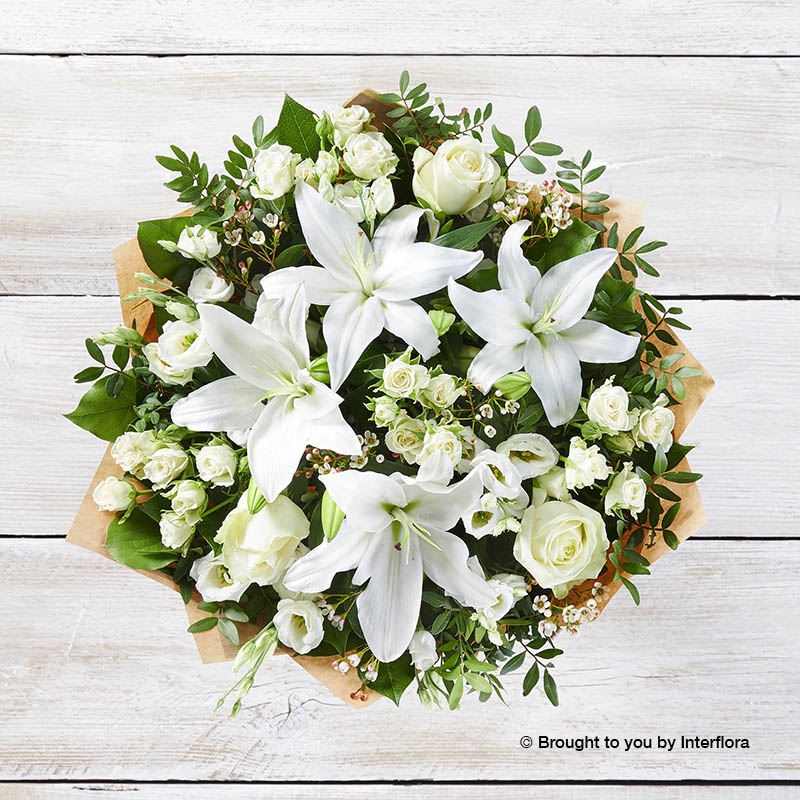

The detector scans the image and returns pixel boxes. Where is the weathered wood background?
[1,2,798,796]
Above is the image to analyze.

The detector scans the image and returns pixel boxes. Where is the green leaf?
[275,243,308,269]
[537,219,598,270]
[672,376,686,400]
[664,471,703,483]
[276,94,320,160]
[543,670,559,706]
[74,366,104,383]
[217,617,240,645]
[371,653,415,705]
[85,338,105,364]
[607,222,619,249]
[674,366,703,379]
[155,155,185,172]
[660,352,684,370]
[620,576,640,605]
[223,606,250,623]
[197,601,219,613]
[653,444,668,475]
[399,70,410,94]
[584,165,606,184]
[431,611,451,635]
[661,502,681,529]
[106,371,125,398]
[623,225,645,252]
[465,672,493,694]
[433,216,500,251]
[500,652,526,675]
[187,617,219,633]
[524,106,542,143]
[448,675,464,710]
[522,662,540,696]
[491,125,515,155]
[137,216,197,280]
[651,483,681,502]
[520,155,546,174]
[663,530,680,550]
[105,508,176,570]
[64,373,137,441]
[112,345,130,371]
[529,141,562,156]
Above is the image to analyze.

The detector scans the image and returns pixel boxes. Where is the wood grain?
[0,1,797,54]
[1,56,798,296]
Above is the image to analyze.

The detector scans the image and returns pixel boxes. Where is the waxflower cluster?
[67,73,703,713]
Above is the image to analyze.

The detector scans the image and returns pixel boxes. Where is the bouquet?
[66,74,711,711]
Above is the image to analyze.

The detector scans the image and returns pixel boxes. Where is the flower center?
[341,229,376,295]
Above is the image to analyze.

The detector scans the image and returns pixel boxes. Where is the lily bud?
[492,371,532,401]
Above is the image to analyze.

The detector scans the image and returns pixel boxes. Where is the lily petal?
[498,220,540,302]
[403,472,482,531]
[530,248,617,331]
[370,205,426,265]
[524,333,583,427]
[171,376,264,432]
[308,406,362,455]
[382,299,440,359]
[322,293,385,389]
[321,469,406,531]
[354,532,423,663]
[559,319,640,363]
[282,520,372,594]
[467,341,526,392]
[448,279,530,345]
[259,265,347,305]
[253,283,311,367]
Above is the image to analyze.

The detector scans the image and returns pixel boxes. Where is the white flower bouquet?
[67,76,712,710]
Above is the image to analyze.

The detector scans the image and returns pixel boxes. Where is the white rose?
[295,158,316,184]
[342,131,398,180]
[142,445,189,490]
[470,449,522,499]
[372,396,401,427]
[587,379,637,432]
[273,598,324,654]
[417,427,463,471]
[408,630,438,671]
[497,433,559,479]
[382,358,430,398]
[385,414,426,462]
[328,104,372,147]
[479,578,515,624]
[514,500,610,599]
[412,137,501,215]
[252,143,299,200]
[420,374,461,410]
[187,266,234,304]
[535,466,570,502]
[565,437,610,490]
[604,462,647,517]
[92,476,135,512]
[157,319,213,370]
[159,511,195,551]
[143,342,194,386]
[195,444,237,487]
[215,495,309,586]
[636,396,675,451]
[315,149,340,181]
[370,176,395,215]
[190,552,248,603]
[491,572,529,599]
[166,480,207,525]
[173,225,221,262]
[319,177,366,223]
[110,430,163,477]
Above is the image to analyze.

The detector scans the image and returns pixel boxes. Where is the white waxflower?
[385,414,427,462]
[408,630,438,671]
[190,552,248,603]
[342,131,398,180]
[565,437,610,490]
[604,462,647,517]
[273,598,325,654]
[420,374,461,410]
[92,476,135,512]
[143,342,194,386]
[156,319,214,370]
[166,480,207,525]
[382,357,430,398]
[587,378,637,432]
[159,511,195,551]
[496,433,558,480]
[635,395,675,451]
[328,104,372,147]
[195,443,237,487]
[166,225,221,262]
[252,143,299,200]
[110,430,163,477]
[187,266,235,304]
[142,445,189,490]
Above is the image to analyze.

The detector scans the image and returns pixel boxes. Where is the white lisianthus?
[496,433,559,479]
[385,414,427,461]
[142,445,189,490]
[587,379,637,432]
[157,319,214,370]
[565,437,611,490]
[417,427,463,471]
[215,495,309,587]
[272,543,315,601]
[165,224,221,262]
[408,630,438,672]
[342,131,398,180]
[315,149,340,181]
[143,342,194,386]
[166,480,207,525]
[251,143,299,200]
[159,511,195,551]
[195,443,237,487]
[92,476,135,512]
[536,466,570,502]
[412,137,501,215]
[190,552,248,603]
[479,578,516,624]
[514,499,610,599]
[604,462,647,517]
[470,449,523,499]
[328,104,372,147]
[370,176,395,215]
[382,357,430,398]
[635,395,675,451]
[187,266,234,304]
[491,572,529,599]
[110,430,163,477]
[420,373,461,410]
[371,396,401,427]
[272,598,325,654]
[462,493,505,539]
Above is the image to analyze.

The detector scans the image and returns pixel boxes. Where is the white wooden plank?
[0,538,797,780]
[1,56,798,295]
[0,297,792,539]
[1,0,797,55]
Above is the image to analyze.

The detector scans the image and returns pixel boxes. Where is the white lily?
[282,464,497,663]
[260,181,483,389]
[171,285,360,502]
[448,221,640,426]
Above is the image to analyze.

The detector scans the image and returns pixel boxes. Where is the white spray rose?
[195,443,237,487]
[273,598,325,654]
[295,158,316,184]
[319,177,367,223]
[636,395,675,451]
[371,396,401,427]
[157,319,214,370]
[166,480,207,525]
[142,445,189,490]
[159,511,195,551]
[342,131,398,180]
[535,466,570,502]
[190,552,248,603]
[408,630,438,671]
[92,476,135,512]
[187,266,234,304]
[420,374,461,410]
[514,499,610,599]
[215,495,309,586]
[370,176,395,215]
[111,430,163,477]
[496,433,559,479]
[170,225,221,262]
[328,104,372,147]
[417,427,463,471]
[251,143,299,200]
[604,462,647,517]
[382,358,430,398]
[412,137,501,215]
[315,149,340,181]
[384,414,426,461]
[565,437,611,490]
[470,449,523,499]
[587,379,637,432]
[143,342,194,386]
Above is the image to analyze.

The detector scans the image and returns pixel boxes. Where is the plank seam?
[0,52,799,58]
